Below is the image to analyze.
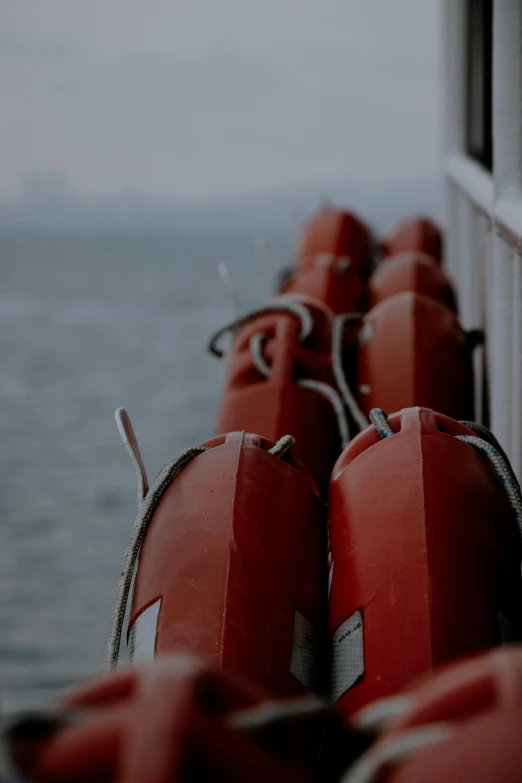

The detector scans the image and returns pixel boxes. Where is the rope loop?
[332,315,369,433]
[208,298,314,358]
[249,332,271,378]
[115,408,149,505]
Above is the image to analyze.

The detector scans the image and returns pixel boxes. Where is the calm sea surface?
[0,232,291,712]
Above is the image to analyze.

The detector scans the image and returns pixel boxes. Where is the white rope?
[456,435,522,531]
[268,434,296,458]
[105,445,207,671]
[208,298,313,358]
[332,314,369,433]
[249,328,349,449]
[459,420,516,481]
[353,695,414,733]
[340,723,454,783]
[248,332,271,377]
[210,296,360,449]
[298,379,349,449]
[228,696,328,731]
[115,408,149,506]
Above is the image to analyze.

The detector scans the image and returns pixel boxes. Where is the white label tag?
[332,610,364,700]
[129,599,161,662]
[289,610,318,693]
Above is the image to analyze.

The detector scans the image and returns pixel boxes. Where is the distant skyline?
[1,0,441,201]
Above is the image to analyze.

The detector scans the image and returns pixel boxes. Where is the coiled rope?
[369,408,522,531]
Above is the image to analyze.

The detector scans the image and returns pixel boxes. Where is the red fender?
[129,432,326,698]
[370,251,457,312]
[328,407,522,716]
[214,298,345,496]
[282,261,368,315]
[387,707,522,783]
[382,217,443,263]
[279,208,372,313]
[11,655,314,783]
[298,207,374,278]
[354,648,522,783]
[383,647,522,732]
[356,292,474,421]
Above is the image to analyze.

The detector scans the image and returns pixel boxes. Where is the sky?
[0,0,441,201]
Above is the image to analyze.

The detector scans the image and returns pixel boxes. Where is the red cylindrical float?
[298,207,374,277]
[278,208,373,314]
[382,217,443,263]
[356,292,474,421]
[328,407,522,717]
[11,655,315,783]
[213,297,346,496]
[387,706,522,783]
[282,260,368,315]
[370,251,457,311]
[129,432,325,698]
[351,648,522,783]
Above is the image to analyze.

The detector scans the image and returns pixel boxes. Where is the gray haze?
[1,0,441,206]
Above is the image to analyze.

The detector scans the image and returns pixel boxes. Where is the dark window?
[466,0,493,170]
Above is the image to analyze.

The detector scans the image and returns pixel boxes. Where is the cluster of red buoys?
[8,209,522,782]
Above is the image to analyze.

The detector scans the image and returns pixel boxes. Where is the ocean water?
[0,232,292,712]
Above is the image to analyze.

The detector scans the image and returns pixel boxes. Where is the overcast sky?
[1,0,441,201]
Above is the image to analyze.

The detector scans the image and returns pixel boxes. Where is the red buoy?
[356,292,474,421]
[212,296,350,496]
[298,207,374,278]
[277,208,373,313]
[282,260,368,315]
[126,432,325,698]
[350,648,522,783]
[328,407,522,717]
[370,251,457,312]
[387,706,522,783]
[11,654,315,783]
[382,217,443,264]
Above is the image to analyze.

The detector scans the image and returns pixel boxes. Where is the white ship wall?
[444,0,522,476]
